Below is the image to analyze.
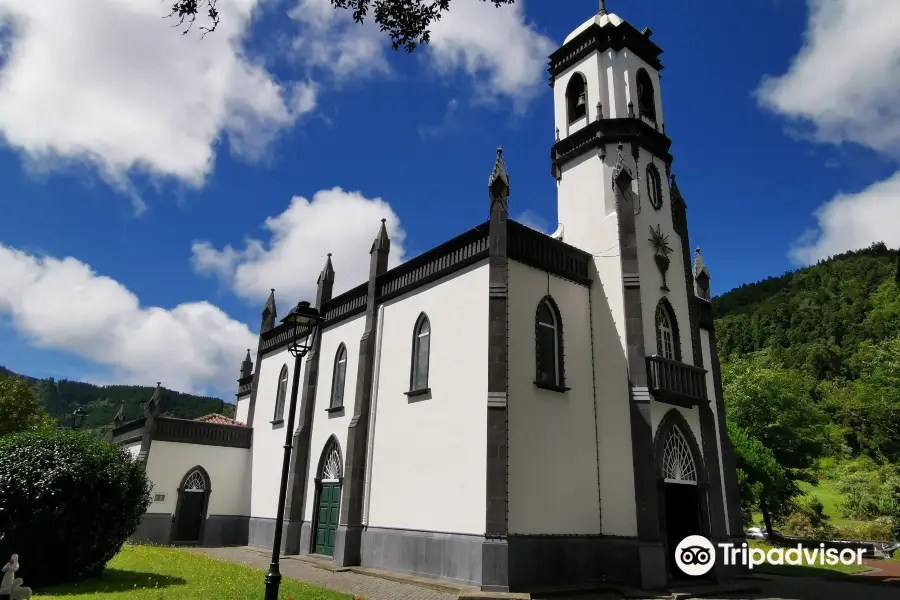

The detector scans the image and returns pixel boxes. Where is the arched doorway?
[312,437,343,557]
[654,411,709,579]
[172,466,211,545]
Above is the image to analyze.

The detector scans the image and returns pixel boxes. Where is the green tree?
[0,376,54,436]
[168,0,514,49]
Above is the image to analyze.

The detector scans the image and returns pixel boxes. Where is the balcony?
[646,355,708,408]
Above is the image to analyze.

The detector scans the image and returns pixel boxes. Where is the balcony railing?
[646,355,708,407]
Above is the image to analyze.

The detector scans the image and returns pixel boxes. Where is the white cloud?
[427,0,555,110]
[789,170,900,265]
[757,0,900,261]
[192,187,407,303]
[0,0,316,204]
[0,244,256,395]
[289,0,553,108]
[289,0,391,79]
[756,0,900,158]
[514,209,550,234]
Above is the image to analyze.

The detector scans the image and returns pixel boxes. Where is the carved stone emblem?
[649,224,673,292]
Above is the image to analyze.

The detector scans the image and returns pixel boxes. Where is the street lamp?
[70,407,88,430]
[264,300,323,600]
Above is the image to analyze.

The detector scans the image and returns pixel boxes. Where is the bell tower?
[549,2,679,355]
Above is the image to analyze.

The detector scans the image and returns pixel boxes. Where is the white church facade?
[112,5,743,592]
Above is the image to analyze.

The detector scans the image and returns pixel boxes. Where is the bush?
[0,429,151,585]
[837,517,896,542]
[780,494,837,539]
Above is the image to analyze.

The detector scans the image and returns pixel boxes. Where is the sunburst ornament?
[649,225,672,257]
[649,225,673,291]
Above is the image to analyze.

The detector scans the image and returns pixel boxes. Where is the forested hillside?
[715,242,900,540]
[0,367,235,430]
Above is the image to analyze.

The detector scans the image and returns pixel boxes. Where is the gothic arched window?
[637,68,657,122]
[662,426,698,484]
[410,314,431,392]
[535,297,565,388]
[330,344,347,410]
[647,164,663,210]
[655,300,679,361]
[565,73,587,123]
[273,364,288,421]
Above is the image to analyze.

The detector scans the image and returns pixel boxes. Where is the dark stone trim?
[378,223,490,304]
[236,374,253,399]
[112,417,146,445]
[203,515,249,547]
[321,284,368,328]
[270,419,285,429]
[283,268,333,555]
[404,388,431,398]
[551,119,673,178]
[653,297,682,362]
[508,221,591,285]
[698,405,727,544]
[533,382,570,393]
[646,355,708,408]
[548,19,664,86]
[171,465,212,545]
[707,326,744,538]
[149,416,253,448]
[670,189,703,367]
[408,312,431,392]
[334,223,390,567]
[130,512,173,545]
[695,297,714,330]
[614,161,662,546]
[324,406,345,413]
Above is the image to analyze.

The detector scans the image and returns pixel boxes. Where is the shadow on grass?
[37,569,187,596]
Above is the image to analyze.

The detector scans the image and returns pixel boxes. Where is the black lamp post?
[264,300,323,600]
[70,407,88,430]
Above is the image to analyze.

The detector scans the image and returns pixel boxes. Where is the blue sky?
[0,0,897,397]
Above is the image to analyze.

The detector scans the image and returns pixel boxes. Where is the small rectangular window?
[153,493,166,502]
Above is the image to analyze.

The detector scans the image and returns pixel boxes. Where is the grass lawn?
[797,479,867,529]
[35,545,351,600]
[747,540,871,577]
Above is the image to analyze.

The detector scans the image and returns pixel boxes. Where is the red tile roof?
[194,413,244,426]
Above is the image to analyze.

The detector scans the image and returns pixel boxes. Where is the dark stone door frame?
[653,409,711,581]
[170,465,212,546]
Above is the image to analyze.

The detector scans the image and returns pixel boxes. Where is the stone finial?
[318,253,335,284]
[144,383,162,418]
[113,402,125,428]
[261,288,277,333]
[596,102,603,120]
[488,146,510,203]
[240,349,253,379]
[694,247,712,300]
[627,100,635,118]
[370,219,390,254]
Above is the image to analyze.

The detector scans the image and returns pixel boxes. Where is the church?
[111,3,744,592]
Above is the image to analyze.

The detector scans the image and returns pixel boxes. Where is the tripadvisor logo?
[674,535,866,576]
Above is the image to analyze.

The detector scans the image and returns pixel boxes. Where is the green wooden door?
[314,483,341,556]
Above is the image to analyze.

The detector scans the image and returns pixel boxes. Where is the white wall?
[301,314,365,522]
[701,328,730,533]
[633,147,693,365]
[235,397,249,424]
[507,261,602,534]
[250,343,305,519]
[145,440,250,516]
[366,261,489,535]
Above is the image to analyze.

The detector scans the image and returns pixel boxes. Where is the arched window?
[410,314,431,392]
[330,344,347,409]
[655,300,679,361]
[535,297,565,388]
[273,364,288,421]
[646,164,663,210]
[565,73,587,123]
[636,68,657,122]
[662,426,698,484]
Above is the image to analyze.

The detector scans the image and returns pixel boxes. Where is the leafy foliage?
[0,375,55,436]
[0,367,234,431]
[168,0,515,51]
[0,429,151,585]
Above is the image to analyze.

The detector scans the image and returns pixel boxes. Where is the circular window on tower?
[647,164,663,211]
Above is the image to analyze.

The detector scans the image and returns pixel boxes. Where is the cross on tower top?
[599,0,608,15]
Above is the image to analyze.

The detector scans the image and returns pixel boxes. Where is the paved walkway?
[191,546,900,600]
[192,546,459,600]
